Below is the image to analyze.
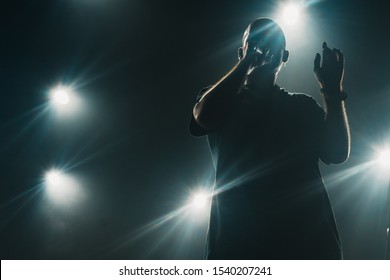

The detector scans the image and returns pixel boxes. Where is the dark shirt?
[190,85,342,259]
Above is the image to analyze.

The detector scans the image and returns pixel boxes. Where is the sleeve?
[189,86,212,137]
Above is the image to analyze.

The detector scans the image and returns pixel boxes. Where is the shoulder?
[189,86,213,137]
[276,88,325,121]
[279,88,323,108]
[195,85,212,101]
[279,88,317,103]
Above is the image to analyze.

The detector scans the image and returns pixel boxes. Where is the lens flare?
[50,85,71,105]
[45,170,61,186]
[44,169,84,206]
[282,4,301,26]
[378,149,390,170]
[190,191,210,210]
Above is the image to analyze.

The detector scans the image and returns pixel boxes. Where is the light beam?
[48,83,82,116]
[50,85,71,106]
[190,191,209,210]
[282,3,301,26]
[274,1,309,45]
[377,149,390,170]
[45,170,61,186]
[44,169,84,206]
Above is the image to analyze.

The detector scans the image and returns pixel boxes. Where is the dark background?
[1,0,389,259]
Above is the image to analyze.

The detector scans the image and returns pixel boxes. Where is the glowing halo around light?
[190,191,210,210]
[185,189,212,220]
[45,170,62,186]
[50,85,71,106]
[274,1,308,44]
[44,169,84,206]
[47,83,83,116]
[282,3,301,26]
[377,149,390,170]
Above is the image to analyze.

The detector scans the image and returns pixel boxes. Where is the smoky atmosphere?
[1,0,389,260]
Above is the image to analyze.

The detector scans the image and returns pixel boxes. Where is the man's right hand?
[239,41,269,72]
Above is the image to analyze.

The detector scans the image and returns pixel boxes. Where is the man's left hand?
[314,42,344,95]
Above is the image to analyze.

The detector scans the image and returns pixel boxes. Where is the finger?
[322,42,338,65]
[334,48,344,68]
[322,50,328,68]
[323,43,335,58]
[254,51,266,67]
[314,53,321,73]
[333,48,338,60]
[249,41,257,51]
[246,41,257,56]
[321,42,330,67]
[238,47,244,60]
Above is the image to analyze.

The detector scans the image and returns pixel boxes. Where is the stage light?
[44,169,84,206]
[273,1,309,47]
[47,83,83,116]
[373,146,390,259]
[282,3,301,26]
[45,170,61,186]
[50,85,71,106]
[190,190,210,210]
[377,149,390,170]
[186,189,212,217]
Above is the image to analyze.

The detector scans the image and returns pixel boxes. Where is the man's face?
[243,20,286,74]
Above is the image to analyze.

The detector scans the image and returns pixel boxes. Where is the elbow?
[320,133,351,164]
[193,102,219,132]
[326,155,349,165]
[321,149,350,164]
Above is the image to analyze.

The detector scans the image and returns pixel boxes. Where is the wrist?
[320,88,347,101]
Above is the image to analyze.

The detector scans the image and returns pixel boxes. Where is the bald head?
[243,18,286,54]
[239,18,289,76]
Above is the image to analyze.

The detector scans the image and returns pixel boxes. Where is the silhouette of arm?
[192,43,255,131]
[314,42,350,164]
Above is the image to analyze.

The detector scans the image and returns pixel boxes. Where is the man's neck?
[244,75,276,96]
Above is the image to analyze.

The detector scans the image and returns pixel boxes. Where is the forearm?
[313,42,350,163]
[193,59,250,130]
[321,98,350,164]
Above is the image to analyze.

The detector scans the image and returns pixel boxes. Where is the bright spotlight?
[186,189,212,217]
[47,83,83,116]
[45,170,61,186]
[190,191,209,210]
[44,169,84,206]
[50,85,71,106]
[274,1,307,42]
[282,3,301,26]
[377,149,390,170]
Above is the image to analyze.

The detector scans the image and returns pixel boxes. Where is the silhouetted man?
[190,18,350,259]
